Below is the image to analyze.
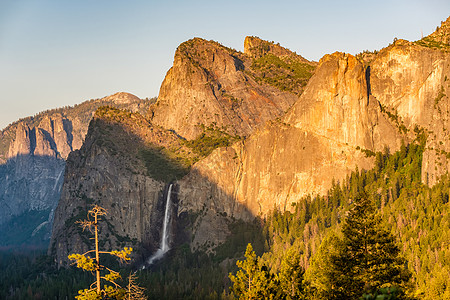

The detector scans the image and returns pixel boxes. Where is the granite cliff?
[150,37,314,140]
[49,19,450,264]
[178,51,402,225]
[369,37,450,185]
[180,24,450,222]
[0,92,153,247]
[49,106,197,265]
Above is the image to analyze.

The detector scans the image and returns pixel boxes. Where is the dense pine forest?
[1,135,449,299]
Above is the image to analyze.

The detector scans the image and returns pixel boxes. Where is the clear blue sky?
[1,0,449,130]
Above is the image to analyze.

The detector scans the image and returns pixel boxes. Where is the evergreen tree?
[330,194,411,299]
[229,243,278,299]
[279,247,305,299]
[306,230,347,300]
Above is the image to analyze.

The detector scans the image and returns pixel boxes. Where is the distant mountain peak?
[102,92,141,104]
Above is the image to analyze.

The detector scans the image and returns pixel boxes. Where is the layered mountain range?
[2,17,449,268]
[0,93,153,247]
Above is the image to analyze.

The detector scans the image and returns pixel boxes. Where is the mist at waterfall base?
[142,184,173,269]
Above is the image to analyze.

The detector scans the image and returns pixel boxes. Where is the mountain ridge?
[0,92,154,248]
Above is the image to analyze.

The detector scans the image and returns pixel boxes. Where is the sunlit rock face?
[370,38,450,185]
[179,33,450,220]
[151,38,300,140]
[179,52,401,218]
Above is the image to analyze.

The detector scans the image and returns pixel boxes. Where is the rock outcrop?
[180,32,450,221]
[244,36,311,63]
[178,33,450,246]
[370,34,450,185]
[150,38,304,140]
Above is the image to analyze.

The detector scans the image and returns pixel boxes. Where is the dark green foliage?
[184,124,240,158]
[136,216,266,300]
[0,251,92,300]
[213,218,266,263]
[138,243,238,300]
[327,195,411,299]
[249,54,315,95]
[361,286,402,300]
[140,147,190,182]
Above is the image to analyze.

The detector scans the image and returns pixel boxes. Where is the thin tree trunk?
[95,213,101,294]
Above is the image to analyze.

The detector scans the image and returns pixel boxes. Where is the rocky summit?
[150,37,312,140]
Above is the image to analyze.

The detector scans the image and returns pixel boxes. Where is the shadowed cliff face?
[0,155,64,248]
[0,93,153,248]
[150,38,303,140]
[0,118,69,242]
[49,114,166,266]
[49,109,253,265]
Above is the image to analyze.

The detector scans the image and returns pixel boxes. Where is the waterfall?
[160,183,172,253]
[145,184,173,266]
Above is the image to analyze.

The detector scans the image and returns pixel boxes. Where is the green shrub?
[249,53,315,95]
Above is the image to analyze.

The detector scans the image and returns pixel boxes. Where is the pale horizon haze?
[1,0,449,130]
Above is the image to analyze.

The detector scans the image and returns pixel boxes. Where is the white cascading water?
[145,184,173,266]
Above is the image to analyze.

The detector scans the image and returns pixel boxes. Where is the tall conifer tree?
[332,194,411,298]
[308,194,411,299]
[229,243,277,299]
